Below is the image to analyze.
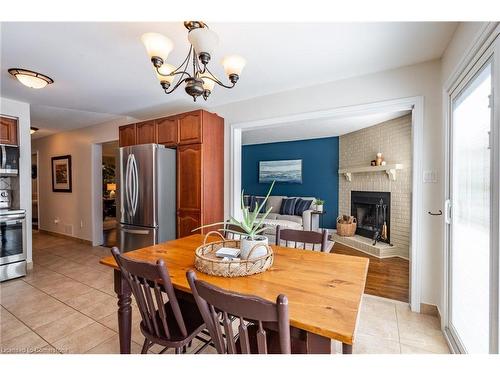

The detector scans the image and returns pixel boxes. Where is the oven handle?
[0,215,26,223]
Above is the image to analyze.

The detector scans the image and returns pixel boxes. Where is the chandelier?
[141,21,246,101]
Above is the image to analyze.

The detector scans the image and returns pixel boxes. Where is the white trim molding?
[230,96,425,312]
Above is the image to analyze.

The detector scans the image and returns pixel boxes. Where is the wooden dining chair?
[111,247,207,354]
[275,225,329,252]
[186,269,307,354]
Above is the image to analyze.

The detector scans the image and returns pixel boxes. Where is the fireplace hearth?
[351,191,390,244]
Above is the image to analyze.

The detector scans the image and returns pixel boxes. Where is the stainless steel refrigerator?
[118,143,176,252]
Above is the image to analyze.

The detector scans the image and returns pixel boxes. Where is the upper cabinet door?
[119,124,137,147]
[0,116,18,145]
[178,112,202,145]
[136,120,156,145]
[156,116,178,147]
[177,144,202,210]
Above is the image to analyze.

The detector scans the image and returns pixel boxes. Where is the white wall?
[212,59,444,307]
[0,97,32,264]
[31,116,135,243]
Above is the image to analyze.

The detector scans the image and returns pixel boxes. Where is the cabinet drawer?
[178,112,202,144]
[156,117,178,146]
[136,120,156,144]
[119,124,136,147]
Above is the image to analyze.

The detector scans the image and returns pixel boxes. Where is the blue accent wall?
[242,136,339,229]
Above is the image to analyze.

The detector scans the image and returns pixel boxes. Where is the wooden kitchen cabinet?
[118,123,136,147]
[0,116,18,145]
[156,116,178,147]
[177,144,202,210]
[178,112,202,145]
[177,210,201,237]
[136,120,156,144]
[118,109,224,238]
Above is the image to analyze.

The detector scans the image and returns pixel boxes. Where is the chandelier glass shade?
[142,21,245,101]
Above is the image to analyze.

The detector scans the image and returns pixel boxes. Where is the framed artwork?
[51,155,72,192]
[259,159,302,184]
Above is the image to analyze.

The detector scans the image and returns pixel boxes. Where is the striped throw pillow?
[279,198,297,215]
[294,198,313,216]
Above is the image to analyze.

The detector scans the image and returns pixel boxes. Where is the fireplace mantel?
[338,164,403,182]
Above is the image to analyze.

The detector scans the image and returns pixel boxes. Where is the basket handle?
[247,243,272,259]
[203,231,226,245]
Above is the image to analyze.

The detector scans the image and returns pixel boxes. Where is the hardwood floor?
[331,242,409,303]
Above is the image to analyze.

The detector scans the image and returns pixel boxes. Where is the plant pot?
[316,204,323,212]
[240,236,269,260]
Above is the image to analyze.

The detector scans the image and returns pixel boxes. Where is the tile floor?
[0,232,450,354]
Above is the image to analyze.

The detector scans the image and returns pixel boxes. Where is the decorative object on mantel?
[141,21,245,101]
[194,181,275,260]
[314,198,325,212]
[375,152,383,166]
[337,215,357,237]
[194,231,274,277]
[338,164,403,182]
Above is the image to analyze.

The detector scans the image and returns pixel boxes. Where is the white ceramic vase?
[240,236,269,260]
[316,204,324,212]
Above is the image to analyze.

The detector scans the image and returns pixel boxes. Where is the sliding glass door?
[446,35,499,354]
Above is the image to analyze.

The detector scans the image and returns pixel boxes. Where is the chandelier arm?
[163,76,190,94]
[172,45,193,74]
[204,66,236,89]
[161,45,195,94]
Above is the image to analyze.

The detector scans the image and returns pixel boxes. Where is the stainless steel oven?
[0,144,20,176]
[0,209,26,281]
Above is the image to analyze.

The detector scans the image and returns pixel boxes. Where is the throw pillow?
[294,198,314,216]
[242,195,252,208]
[250,196,266,214]
[280,197,297,215]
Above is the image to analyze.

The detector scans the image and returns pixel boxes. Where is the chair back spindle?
[111,247,188,340]
[275,226,328,252]
[186,269,291,354]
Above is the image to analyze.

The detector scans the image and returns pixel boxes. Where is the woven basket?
[194,231,274,278]
[336,217,357,237]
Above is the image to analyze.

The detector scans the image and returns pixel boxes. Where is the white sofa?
[245,195,319,234]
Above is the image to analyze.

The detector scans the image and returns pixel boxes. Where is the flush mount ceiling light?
[142,21,246,101]
[8,68,54,89]
[30,127,39,135]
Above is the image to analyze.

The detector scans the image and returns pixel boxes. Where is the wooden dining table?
[100,234,369,354]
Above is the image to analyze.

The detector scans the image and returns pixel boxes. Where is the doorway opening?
[31,152,39,231]
[102,140,119,247]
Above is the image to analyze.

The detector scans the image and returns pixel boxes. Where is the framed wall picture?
[51,155,72,192]
[259,159,302,184]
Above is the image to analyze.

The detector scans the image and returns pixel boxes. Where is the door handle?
[125,154,133,217]
[444,199,452,224]
[131,154,138,216]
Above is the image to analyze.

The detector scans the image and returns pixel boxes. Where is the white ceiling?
[242,110,411,145]
[0,22,457,136]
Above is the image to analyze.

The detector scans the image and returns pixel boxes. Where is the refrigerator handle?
[125,154,133,217]
[130,154,139,216]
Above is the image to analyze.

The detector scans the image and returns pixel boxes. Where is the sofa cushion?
[276,214,303,225]
[249,196,267,214]
[279,198,297,215]
[294,198,314,216]
[242,195,252,208]
[267,196,285,214]
[258,213,278,220]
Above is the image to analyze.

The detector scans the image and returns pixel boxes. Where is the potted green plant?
[314,199,325,212]
[194,181,275,259]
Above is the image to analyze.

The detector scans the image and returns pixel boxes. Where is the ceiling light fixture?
[142,21,246,101]
[8,68,54,89]
[30,127,39,135]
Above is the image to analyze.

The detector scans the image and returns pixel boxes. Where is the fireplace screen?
[350,191,391,244]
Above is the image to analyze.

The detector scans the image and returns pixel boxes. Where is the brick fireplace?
[335,114,412,259]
